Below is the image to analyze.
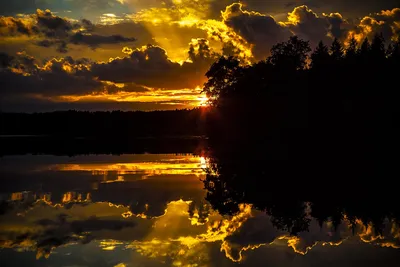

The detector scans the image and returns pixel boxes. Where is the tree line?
[203,34,400,163]
[0,109,206,137]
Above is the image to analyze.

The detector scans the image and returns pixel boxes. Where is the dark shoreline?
[0,135,207,156]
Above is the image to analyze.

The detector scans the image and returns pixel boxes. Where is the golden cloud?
[345,7,400,44]
[1,192,400,263]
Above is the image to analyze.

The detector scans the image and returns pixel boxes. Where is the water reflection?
[0,153,399,266]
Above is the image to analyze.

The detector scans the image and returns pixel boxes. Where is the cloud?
[324,12,349,40]
[0,52,15,68]
[0,16,38,36]
[0,9,137,52]
[69,32,136,48]
[221,3,291,60]
[92,39,217,89]
[127,2,356,61]
[0,38,212,111]
[0,53,107,97]
[283,5,350,46]
[0,203,140,259]
[36,8,77,38]
[346,8,400,43]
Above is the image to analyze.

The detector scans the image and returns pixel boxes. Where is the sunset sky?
[0,0,399,112]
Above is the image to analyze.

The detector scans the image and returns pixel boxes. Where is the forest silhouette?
[203,34,400,167]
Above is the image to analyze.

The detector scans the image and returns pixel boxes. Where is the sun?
[197,95,209,107]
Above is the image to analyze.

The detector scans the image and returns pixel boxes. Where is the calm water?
[0,153,399,267]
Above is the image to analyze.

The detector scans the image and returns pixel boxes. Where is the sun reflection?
[47,155,207,180]
[200,156,207,169]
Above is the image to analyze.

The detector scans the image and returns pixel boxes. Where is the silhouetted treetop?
[359,38,371,58]
[311,41,329,69]
[267,36,311,71]
[371,33,386,60]
[330,38,344,61]
[345,37,358,59]
[202,56,242,107]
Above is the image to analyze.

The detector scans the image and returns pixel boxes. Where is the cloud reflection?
[0,154,400,265]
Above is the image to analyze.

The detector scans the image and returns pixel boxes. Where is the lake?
[0,152,399,267]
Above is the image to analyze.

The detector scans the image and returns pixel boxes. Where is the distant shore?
[0,135,207,156]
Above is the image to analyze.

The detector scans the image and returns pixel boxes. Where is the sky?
[0,0,399,112]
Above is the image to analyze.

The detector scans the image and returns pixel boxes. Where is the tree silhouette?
[267,36,311,71]
[330,38,344,61]
[345,37,358,60]
[370,33,386,61]
[202,56,242,107]
[311,41,330,69]
[359,38,371,60]
[389,37,400,59]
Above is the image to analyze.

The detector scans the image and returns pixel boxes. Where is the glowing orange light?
[198,95,209,106]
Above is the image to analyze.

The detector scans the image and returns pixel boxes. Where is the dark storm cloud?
[37,215,137,232]
[36,39,69,53]
[219,3,395,60]
[211,2,398,56]
[0,52,15,67]
[0,16,38,36]
[92,39,217,89]
[221,3,291,60]
[349,8,400,42]
[0,39,214,110]
[209,0,400,19]
[93,21,154,45]
[0,53,106,97]
[242,0,400,18]
[36,8,76,38]
[1,215,137,259]
[69,32,136,48]
[223,212,400,262]
[325,12,349,39]
[219,3,350,60]
[285,5,350,46]
[0,9,137,52]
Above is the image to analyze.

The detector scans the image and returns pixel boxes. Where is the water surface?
[0,154,399,267]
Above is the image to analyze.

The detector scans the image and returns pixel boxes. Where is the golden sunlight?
[197,95,209,107]
[46,155,207,179]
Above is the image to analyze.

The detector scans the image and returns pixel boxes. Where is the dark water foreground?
[0,140,399,267]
